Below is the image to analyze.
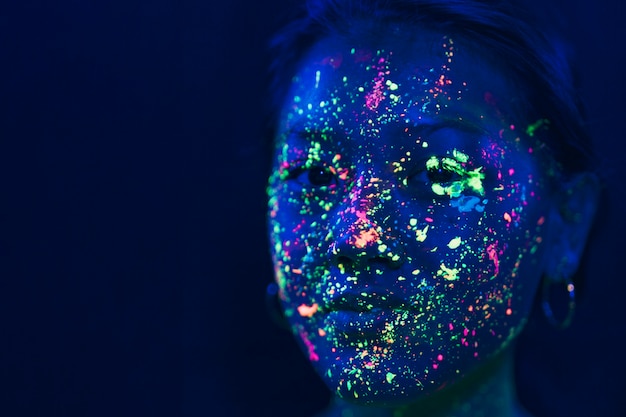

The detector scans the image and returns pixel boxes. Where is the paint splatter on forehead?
[284,34,460,126]
[267,31,555,407]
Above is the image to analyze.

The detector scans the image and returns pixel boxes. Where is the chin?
[326,363,459,407]
[306,342,472,405]
[297,316,526,408]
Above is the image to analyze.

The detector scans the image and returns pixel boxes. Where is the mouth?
[312,290,415,338]
[322,290,407,313]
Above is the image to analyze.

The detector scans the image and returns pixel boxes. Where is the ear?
[544,173,601,281]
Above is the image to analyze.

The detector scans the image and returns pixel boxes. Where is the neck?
[322,348,527,417]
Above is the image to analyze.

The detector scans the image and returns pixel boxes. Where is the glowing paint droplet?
[447,237,462,249]
[297,303,319,317]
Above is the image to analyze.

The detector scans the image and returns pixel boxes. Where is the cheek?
[268,183,333,300]
[444,173,548,308]
[398,167,548,298]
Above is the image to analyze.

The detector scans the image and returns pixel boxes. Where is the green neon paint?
[525,118,550,137]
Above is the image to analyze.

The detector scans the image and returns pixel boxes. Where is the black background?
[2,1,625,416]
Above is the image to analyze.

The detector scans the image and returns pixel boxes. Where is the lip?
[319,289,409,336]
[323,289,407,313]
[324,308,407,337]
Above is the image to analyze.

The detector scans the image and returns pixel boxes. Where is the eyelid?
[280,160,343,191]
[285,127,339,144]
[281,158,329,173]
[409,155,466,177]
[404,153,482,196]
[285,163,336,179]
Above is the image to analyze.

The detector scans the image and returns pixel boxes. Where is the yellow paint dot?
[447,237,462,249]
[416,225,429,242]
[432,184,445,195]
[438,263,460,280]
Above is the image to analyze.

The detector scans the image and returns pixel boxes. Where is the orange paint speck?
[352,228,379,249]
[506,308,512,316]
[318,328,326,337]
[297,303,319,318]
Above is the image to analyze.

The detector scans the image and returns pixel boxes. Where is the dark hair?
[269,0,595,176]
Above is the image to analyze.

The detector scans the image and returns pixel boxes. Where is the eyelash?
[407,157,463,185]
[413,156,485,197]
[282,156,481,197]
[425,164,461,184]
[286,163,338,189]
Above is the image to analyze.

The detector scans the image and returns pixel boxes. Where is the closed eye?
[405,154,484,198]
[287,164,338,188]
[407,156,463,187]
[426,165,460,184]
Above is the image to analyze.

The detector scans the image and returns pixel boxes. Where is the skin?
[267,26,593,415]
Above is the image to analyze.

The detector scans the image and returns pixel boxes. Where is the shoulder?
[515,403,536,417]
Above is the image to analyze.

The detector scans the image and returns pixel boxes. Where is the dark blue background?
[1,1,625,416]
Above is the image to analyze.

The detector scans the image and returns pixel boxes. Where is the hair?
[268,0,596,176]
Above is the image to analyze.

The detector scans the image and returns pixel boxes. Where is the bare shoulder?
[515,403,536,417]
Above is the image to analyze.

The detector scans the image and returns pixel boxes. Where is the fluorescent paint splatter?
[437,263,460,280]
[300,328,320,362]
[525,118,550,137]
[447,237,462,249]
[297,303,319,317]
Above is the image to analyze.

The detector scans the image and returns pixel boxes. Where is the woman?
[265,1,600,415]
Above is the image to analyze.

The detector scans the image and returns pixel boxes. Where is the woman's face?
[267,30,556,404]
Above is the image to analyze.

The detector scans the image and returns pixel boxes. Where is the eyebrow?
[403,118,487,136]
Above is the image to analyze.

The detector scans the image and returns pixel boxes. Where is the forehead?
[282,28,519,131]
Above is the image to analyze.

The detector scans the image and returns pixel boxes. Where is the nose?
[328,177,406,270]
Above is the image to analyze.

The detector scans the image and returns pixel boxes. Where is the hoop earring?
[265,282,290,331]
[541,277,576,329]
